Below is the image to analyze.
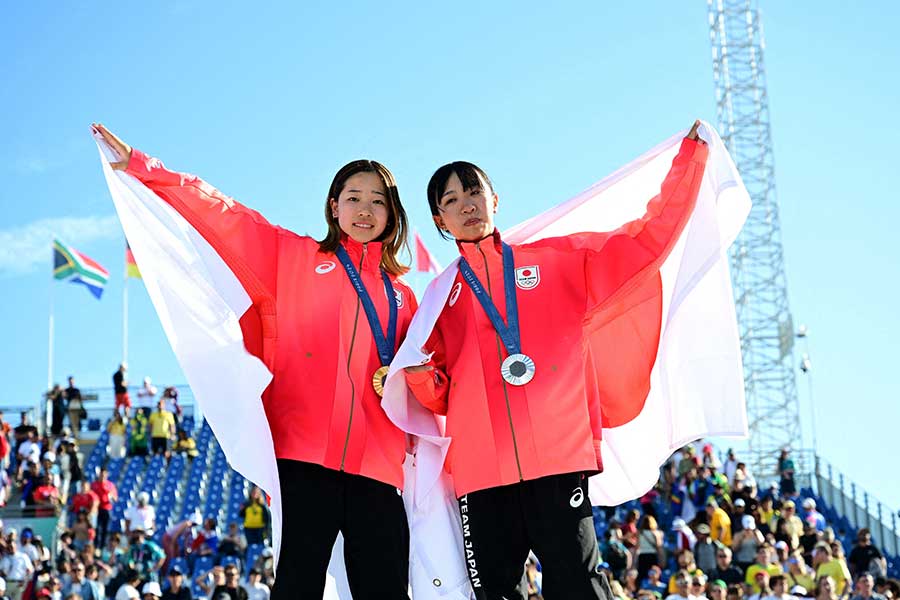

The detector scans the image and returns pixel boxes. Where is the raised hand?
[91,123,132,170]
[687,119,702,141]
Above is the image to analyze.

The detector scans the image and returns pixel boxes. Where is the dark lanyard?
[335,245,397,366]
[458,242,521,355]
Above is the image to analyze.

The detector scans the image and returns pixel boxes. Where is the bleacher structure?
[81,417,266,596]
[76,408,899,597]
[593,484,900,586]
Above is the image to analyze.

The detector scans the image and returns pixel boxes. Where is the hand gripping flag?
[93,136,283,570]
[96,135,361,599]
[381,121,750,598]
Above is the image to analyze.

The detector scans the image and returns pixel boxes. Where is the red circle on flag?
[522,269,532,276]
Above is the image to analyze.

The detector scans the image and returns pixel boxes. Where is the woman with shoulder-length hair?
[636,515,665,582]
[94,124,417,599]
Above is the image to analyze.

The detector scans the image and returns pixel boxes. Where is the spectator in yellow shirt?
[239,486,271,546]
[707,498,733,546]
[780,500,804,549]
[813,543,851,597]
[785,551,816,595]
[745,544,784,593]
[148,400,176,455]
[173,429,200,460]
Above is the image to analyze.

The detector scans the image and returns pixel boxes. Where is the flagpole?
[123,267,129,366]
[47,275,54,391]
[47,246,56,435]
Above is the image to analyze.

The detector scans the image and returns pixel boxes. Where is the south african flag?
[53,238,109,299]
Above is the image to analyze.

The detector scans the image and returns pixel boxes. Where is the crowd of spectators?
[0,370,894,600]
[0,368,273,599]
[521,444,897,600]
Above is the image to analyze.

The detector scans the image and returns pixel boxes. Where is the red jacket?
[70,490,99,515]
[126,150,416,489]
[407,137,708,497]
[91,479,117,511]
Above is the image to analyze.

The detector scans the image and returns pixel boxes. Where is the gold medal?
[372,365,390,397]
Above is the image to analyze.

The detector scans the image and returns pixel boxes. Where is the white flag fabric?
[381,121,749,597]
[96,120,748,600]
[95,135,345,598]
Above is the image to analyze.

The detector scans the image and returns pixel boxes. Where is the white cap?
[137,491,150,504]
[802,498,815,509]
[790,585,808,595]
[142,581,162,596]
[734,498,746,507]
[742,515,756,530]
[144,376,152,384]
[775,540,789,550]
[672,518,686,530]
[42,452,56,462]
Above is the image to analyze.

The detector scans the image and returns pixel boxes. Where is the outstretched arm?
[93,123,281,298]
[584,121,708,312]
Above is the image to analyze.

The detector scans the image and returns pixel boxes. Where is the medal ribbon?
[335,245,398,367]
[458,241,522,356]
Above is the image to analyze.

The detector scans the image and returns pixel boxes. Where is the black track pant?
[271,460,409,600]
[458,471,613,600]
[97,508,111,550]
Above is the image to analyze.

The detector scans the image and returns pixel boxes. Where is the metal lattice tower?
[708,0,804,479]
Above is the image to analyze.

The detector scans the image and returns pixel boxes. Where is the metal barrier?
[40,384,200,438]
[745,448,817,494]
[815,456,900,556]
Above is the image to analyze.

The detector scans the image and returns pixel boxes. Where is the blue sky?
[1,2,898,512]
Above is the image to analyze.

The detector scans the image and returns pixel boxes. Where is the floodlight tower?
[707,0,804,478]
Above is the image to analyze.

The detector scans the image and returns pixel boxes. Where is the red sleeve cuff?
[680,136,710,163]
[404,369,434,386]
[593,439,604,472]
[125,147,148,176]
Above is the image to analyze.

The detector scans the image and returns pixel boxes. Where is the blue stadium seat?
[193,555,214,576]
[168,556,190,576]
[220,555,241,570]
[191,581,207,598]
[245,543,264,571]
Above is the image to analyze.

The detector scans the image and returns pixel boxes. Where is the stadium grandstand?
[0,382,895,599]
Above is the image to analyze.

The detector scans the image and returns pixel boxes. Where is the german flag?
[125,243,141,279]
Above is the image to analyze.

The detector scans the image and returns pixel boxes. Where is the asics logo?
[569,487,584,508]
[315,261,336,274]
[448,282,462,307]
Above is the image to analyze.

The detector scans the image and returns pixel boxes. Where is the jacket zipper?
[476,242,524,481]
[340,243,366,471]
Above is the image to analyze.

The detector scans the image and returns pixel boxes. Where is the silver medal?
[500,353,536,386]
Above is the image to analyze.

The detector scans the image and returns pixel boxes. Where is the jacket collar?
[456,229,503,265]
[340,234,383,273]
